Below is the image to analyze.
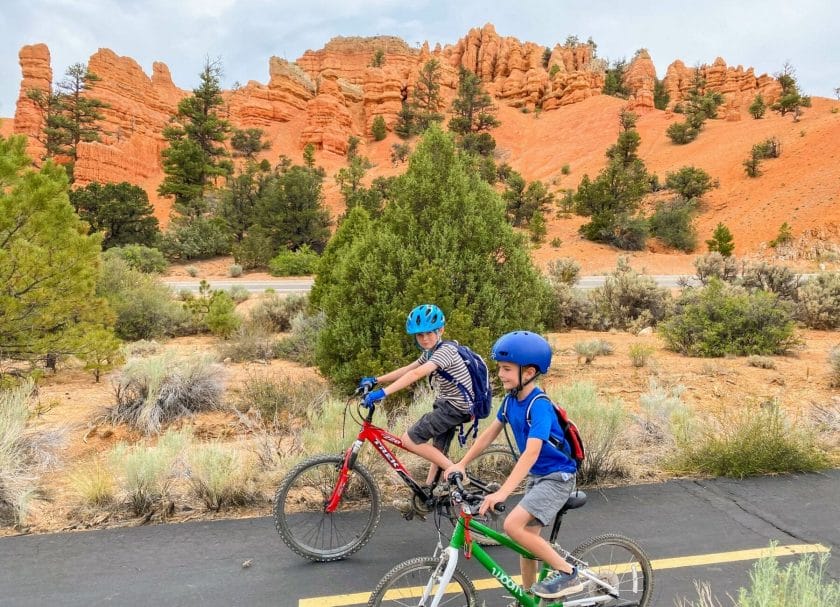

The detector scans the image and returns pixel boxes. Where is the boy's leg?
[503,505,573,574]
[403,400,470,481]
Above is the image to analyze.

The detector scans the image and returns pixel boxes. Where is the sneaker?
[531,567,585,599]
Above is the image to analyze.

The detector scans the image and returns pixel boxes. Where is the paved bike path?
[1,471,837,606]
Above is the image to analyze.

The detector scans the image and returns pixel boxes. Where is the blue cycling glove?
[363,388,386,408]
[358,376,377,392]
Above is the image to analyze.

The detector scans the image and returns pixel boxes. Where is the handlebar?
[447,472,505,514]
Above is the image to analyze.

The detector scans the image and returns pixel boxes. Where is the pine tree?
[230,128,270,159]
[312,126,550,387]
[70,181,160,248]
[749,94,767,119]
[158,59,232,219]
[26,63,109,182]
[0,135,115,363]
[412,59,444,132]
[706,223,735,257]
[771,63,811,119]
[371,115,387,141]
[448,67,500,138]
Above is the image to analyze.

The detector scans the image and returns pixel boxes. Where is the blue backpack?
[434,341,492,444]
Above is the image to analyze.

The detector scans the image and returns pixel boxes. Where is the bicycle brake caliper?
[463,515,473,559]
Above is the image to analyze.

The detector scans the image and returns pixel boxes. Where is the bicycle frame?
[423,514,624,607]
[326,403,429,513]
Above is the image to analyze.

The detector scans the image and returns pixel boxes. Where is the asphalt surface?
[1,470,838,607]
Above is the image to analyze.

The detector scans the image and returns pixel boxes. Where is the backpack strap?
[526,393,574,460]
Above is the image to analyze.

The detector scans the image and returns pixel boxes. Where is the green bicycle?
[367,474,653,607]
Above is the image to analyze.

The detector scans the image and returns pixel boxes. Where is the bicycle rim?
[567,533,654,607]
[274,454,381,561]
[367,556,478,607]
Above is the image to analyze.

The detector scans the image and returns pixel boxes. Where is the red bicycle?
[273,389,518,562]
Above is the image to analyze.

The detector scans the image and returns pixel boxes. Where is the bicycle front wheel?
[568,533,654,607]
[273,454,381,562]
[367,556,478,607]
[464,445,522,546]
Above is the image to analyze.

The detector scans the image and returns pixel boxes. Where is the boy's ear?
[522,365,538,381]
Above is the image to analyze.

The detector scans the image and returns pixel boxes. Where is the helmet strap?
[510,367,540,397]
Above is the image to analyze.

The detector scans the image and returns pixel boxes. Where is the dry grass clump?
[106,353,225,435]
[628,343,655,368]
[68,461,115,508]
[109,429,190,515]
[747,355,776,369]
[574,339,614,364]
[218,321,277,362]
[829,346,840,387]
[549,382,628,484]
[1,381,66,526]
[187,442,260,511]
[232,370,327,430]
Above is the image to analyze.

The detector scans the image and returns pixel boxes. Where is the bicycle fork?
[325,439,364,513]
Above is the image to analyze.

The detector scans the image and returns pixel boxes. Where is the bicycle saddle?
[562,490,587,511]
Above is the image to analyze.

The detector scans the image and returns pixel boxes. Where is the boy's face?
[415,329,442,350]
[497,362,536,392]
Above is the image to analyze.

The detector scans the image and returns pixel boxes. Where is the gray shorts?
[519,471,577,527]
[407,398,472,455]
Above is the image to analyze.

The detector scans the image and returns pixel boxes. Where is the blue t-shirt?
[497,388,577,476]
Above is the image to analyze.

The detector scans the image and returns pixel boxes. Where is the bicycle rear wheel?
[273,454,381,562]
[367,556,478,607]
[567,533,654,607]
[464,445,522,545]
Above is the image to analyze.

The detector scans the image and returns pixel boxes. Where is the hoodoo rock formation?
[8,24,784,197]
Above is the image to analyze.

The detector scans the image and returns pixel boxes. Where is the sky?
[1,0,838,117]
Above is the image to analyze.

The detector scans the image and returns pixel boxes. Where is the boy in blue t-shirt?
[445,331,583,601]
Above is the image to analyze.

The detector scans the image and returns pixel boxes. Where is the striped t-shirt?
[417,342,473,413]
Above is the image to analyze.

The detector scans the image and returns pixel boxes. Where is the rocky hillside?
[5,23,839,268]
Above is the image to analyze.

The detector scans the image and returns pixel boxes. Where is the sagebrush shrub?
[545,283,590,331]
[574,339,614,363]
[829,347,840,388]
[227,286,250,304]
[747,355,776,369]
[219,321,277,362]
[546,257,581,285]
[637,378,694,446]
[797,272,840,329]
[549,382,627,484]
[103,245,168,274]
[274,311,326,366]
[660,280,799,357]
[670,402,828,477]
[107,353,225,435]
[233,371,327,428]
[249,293,308,333]
[584,259,672,331]
[228,264,243,278]
[739,261,800,301]
[694,252,739,285]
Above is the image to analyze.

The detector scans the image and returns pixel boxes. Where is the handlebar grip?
[493,503,506,513]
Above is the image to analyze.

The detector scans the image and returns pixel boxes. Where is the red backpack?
[502,393,585,467]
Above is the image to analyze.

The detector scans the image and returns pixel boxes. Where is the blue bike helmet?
[405,304,446,335]
[491,331,552,374]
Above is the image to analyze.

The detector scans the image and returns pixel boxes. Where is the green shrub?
[274,311,326,366]
[98,257,192,341]
[694,252,739,285]
[228,264,243,278]
[371,115,387,141]
[232,230,274,270]
[796,272,840,329]
[769,222,794,248]
[753,137,781,159]
[660,280,798,357]
[649,199,698,252]
[227,286,250,304]
[109,429,189,514]
[744,155,761,177]
[550,237,563,248]
[574,339,614,363]
[550,382,628,484]
[706,222,735,256]
[205,291,241,338]
[747,355,776,369]
[748,93,767,119]
[159,217,232,260]
[103,245,168,274]
[670,402,828,477]
[628,343,655,368]
[107,353,225,435]
[268,245,319,276]
[390,142,410,165]
[561,164,571,175]
[187,443,259,511]
[665,166,714,200]
[249,293,308,332]
[666,121,699,144]
[829,347,840,388]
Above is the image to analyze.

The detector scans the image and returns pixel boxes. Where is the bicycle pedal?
[401,510,415,521]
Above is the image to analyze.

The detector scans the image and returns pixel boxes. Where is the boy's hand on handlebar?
[444,464,466,481]
[479,490,508,516]
[362,388,386,408]
[357,376,377,392]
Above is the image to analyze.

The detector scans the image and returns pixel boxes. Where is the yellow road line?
[298,543,829,607]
